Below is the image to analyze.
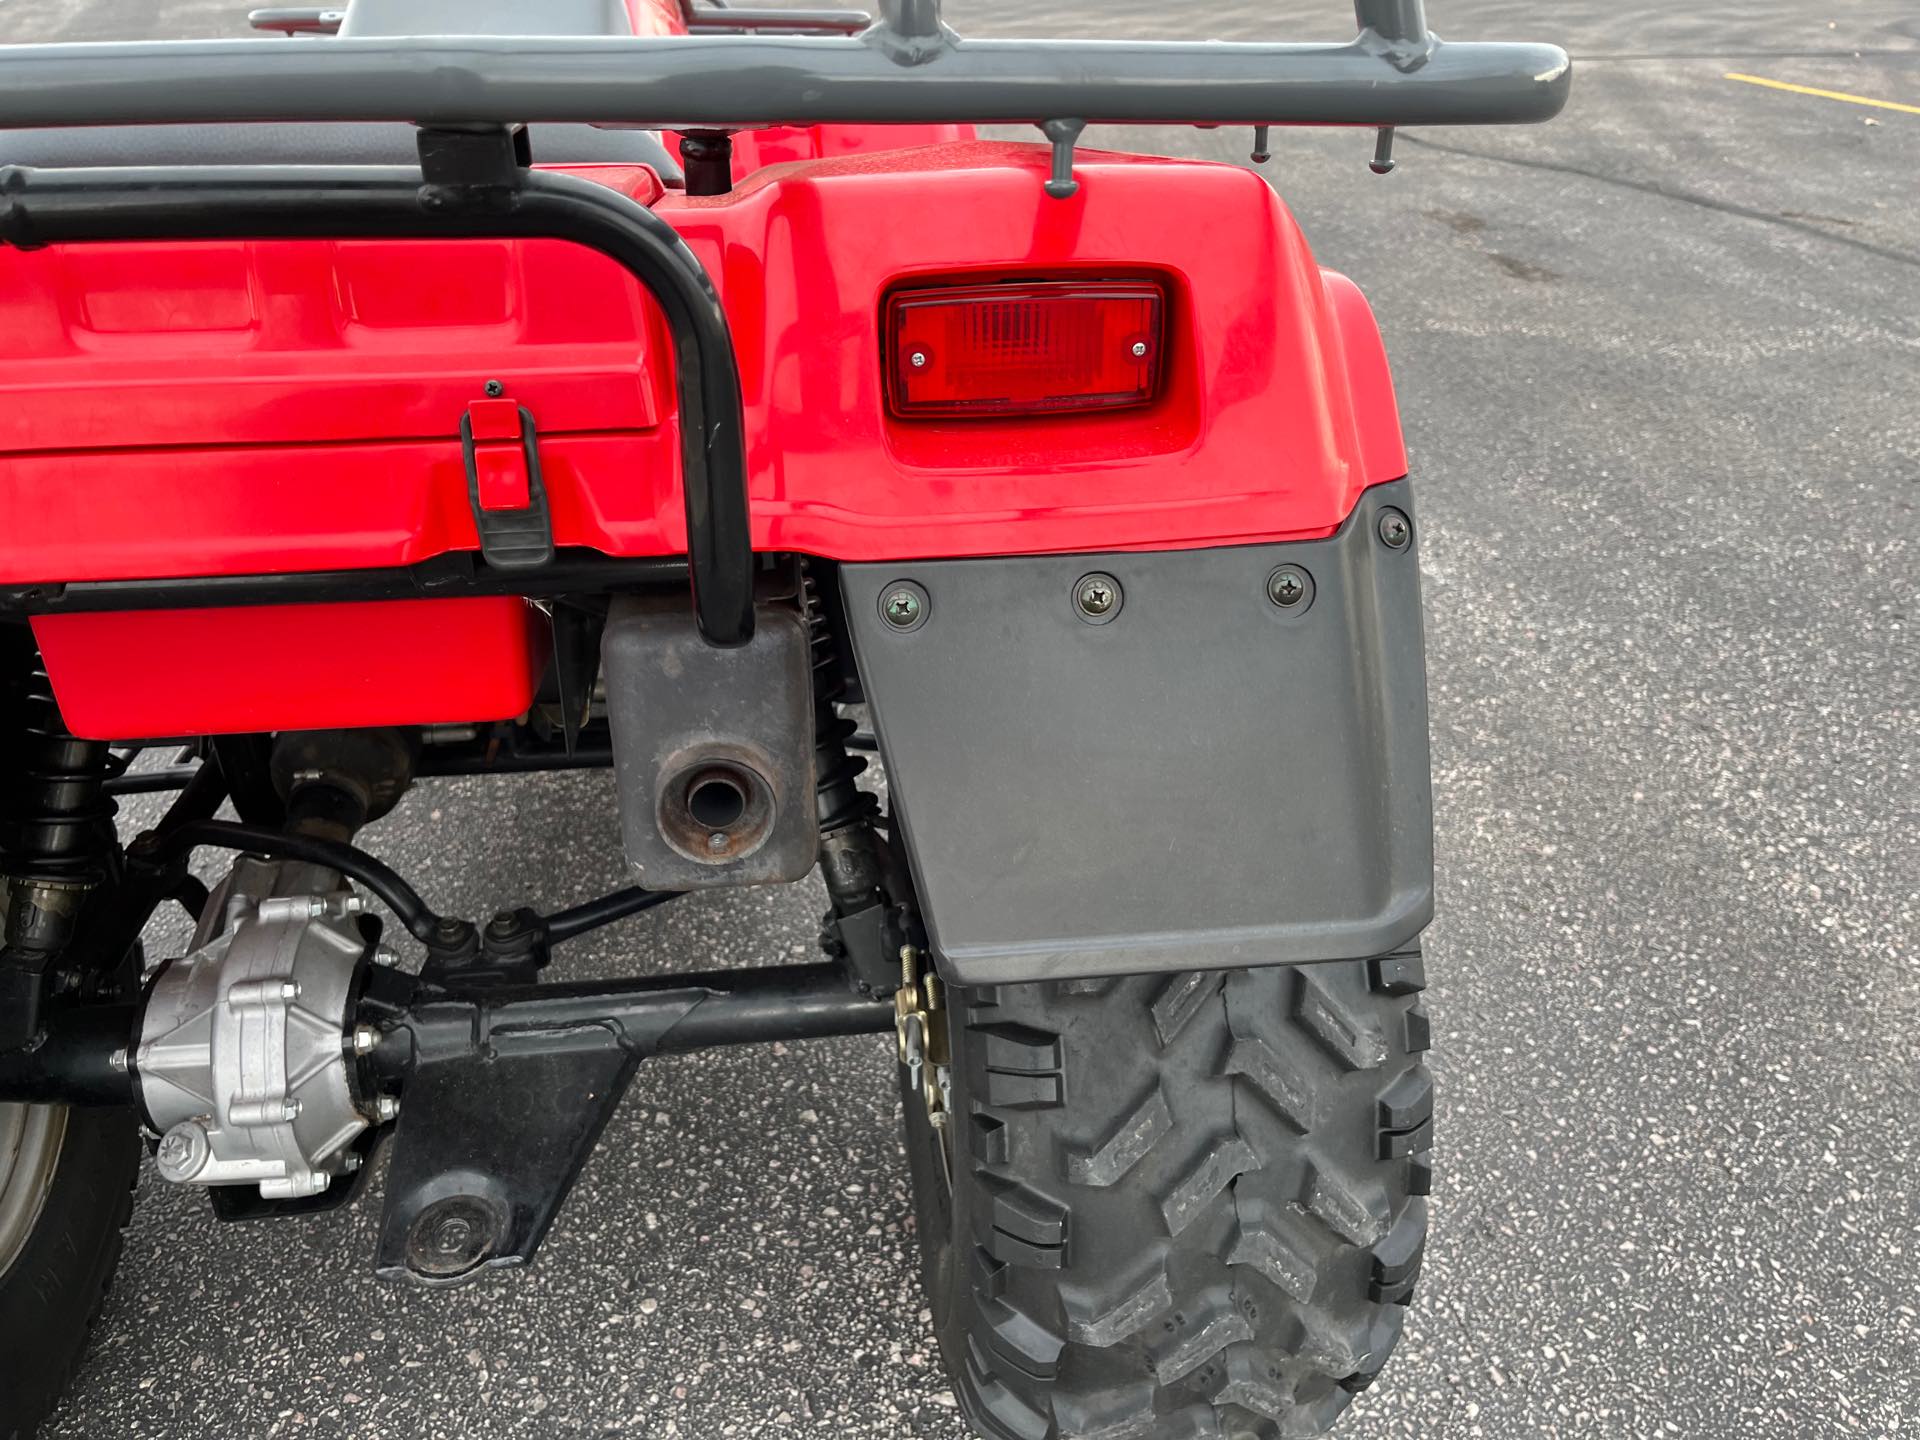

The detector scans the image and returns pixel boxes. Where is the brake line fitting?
[895,944,950,1130]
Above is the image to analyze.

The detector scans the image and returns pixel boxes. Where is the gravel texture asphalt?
[1,1,1915,1437]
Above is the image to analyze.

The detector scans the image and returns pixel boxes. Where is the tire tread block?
[1294,969,1389,1071]
[1068,1085,1173,1188]
[1069,1270,1174,1348]
[1161,1134,1261,1238]
[1151,972,1222,1049]
[1153,1301,1255,1385]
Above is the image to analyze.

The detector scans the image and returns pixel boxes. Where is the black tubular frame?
[0,159,756,648]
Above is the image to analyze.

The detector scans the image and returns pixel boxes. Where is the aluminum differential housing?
[137,855,377,1201]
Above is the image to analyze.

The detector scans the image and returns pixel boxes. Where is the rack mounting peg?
[1371,126,1398,175]
[1039,118,1087,200]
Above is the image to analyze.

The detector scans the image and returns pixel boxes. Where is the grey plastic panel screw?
[1267,566,1313,611]
[1075,573,1123,624]
[879,581,930,633]
[1377,509,1413,550]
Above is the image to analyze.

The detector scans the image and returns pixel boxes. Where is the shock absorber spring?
[1,653,116,884]
[2,637,116,1033]
[802,565,886,921]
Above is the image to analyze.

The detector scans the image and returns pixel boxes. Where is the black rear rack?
[0,1,1570,650]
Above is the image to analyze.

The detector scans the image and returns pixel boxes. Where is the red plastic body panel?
[0,143,1405,584]
[31,598,548,739]
[0,141,1407,739]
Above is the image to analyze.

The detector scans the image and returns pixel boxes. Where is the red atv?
[0,3,1568,1435]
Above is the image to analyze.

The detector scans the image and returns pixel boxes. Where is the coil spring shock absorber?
[1,634,116,1043]
[802,565,908,993]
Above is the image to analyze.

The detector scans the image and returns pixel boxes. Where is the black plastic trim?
[0,552,688,616]
[844,479,1434,986]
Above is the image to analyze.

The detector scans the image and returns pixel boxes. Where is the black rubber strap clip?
[460,397,554,571]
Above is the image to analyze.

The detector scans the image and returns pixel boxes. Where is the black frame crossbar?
[0,158,756,648]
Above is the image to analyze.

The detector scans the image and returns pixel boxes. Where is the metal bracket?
[365,965,891,1283]
[865,0,952,64]
[894,944,949,1129]
[247,7,344,35]
[1038,118,1087,201]
[680,129,735,197]
[415,124,530,197]
[685,6,870,34]
[1356,0,1439,73]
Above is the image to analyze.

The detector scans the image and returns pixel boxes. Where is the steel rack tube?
[0,32,1571,131]
[0,163,755,648]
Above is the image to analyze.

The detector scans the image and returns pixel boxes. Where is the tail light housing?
[886,280,1166,419]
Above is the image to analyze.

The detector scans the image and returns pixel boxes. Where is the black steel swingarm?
[356,962,889,1282]
[0,959,893,1276]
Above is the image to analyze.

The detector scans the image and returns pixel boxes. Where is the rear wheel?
[904,956,1432,1440]
[0,1102,139,1439]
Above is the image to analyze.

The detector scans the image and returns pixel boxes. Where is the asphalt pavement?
[1,1,1915,1436]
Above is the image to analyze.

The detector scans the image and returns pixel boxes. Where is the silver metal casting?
[137,855,375,1201]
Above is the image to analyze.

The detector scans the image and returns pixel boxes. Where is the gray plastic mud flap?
[841,480,1433,987]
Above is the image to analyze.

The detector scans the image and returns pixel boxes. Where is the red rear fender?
[0,142,1406,586]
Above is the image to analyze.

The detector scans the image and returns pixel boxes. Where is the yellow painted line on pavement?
[1725,72,1920,116]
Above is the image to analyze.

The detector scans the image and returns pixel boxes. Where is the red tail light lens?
[886,281,1166,418]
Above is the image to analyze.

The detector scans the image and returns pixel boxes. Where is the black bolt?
[1378,509,1412,550]
[434,1216,474,1255]
[1075,573,1123,622]
[483,379,505,398]
[880,584,928,631]
[1267,568,1308,608]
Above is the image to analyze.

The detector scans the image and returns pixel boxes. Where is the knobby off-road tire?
[0,1101,140,1440]
[904,955,1432,1440]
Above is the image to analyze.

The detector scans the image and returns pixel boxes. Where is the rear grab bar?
[0,141,757,648]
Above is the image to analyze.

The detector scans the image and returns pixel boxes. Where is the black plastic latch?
[460,397,554,570]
